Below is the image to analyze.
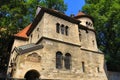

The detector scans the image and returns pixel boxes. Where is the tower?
[75,12,98,50]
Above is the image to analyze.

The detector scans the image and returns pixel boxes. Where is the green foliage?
[83,0,120,71]
[39,0,67,13]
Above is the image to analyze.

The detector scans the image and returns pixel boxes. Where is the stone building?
[7,6,108,80]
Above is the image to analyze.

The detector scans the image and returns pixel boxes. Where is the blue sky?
[64,0,85,16]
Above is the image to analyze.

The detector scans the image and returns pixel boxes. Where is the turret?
[74,12,98,51]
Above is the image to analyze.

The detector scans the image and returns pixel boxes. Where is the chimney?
[35,6,42,17]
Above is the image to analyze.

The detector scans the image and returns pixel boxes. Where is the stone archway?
[24,70,40,80]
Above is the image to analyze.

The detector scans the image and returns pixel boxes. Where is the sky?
[64,0,85,16]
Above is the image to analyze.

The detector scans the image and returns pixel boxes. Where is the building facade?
[7,6,108,80]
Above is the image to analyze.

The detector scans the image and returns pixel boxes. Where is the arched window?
[56,23,60,33]
[61,24,65,34]
[64,53,71,69]
[56,51,63,69]
[65,26,69,36]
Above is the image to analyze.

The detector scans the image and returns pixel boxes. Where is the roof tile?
[76,12,86,17]
[14,23,32,39]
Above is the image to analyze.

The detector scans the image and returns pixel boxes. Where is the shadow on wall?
[104,61,109,80]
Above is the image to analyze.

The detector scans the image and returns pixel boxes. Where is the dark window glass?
[61,24,64,34]
[82,62,85,72]
[79,30,81,41]
[56,52,63,69]
[79,33,81,41]
[56,23,60,33]
[88,22,91,25]
[92,40,95,45]
[64,53,71,69]
[65,26,69,36]
[86,22,89,25]
[97,67,100,73]
[37,28,39,31]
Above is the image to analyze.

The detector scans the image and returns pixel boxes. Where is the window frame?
[56,23,60,33]
[65,26,69,36]
[56,51,63,69]
[61,24,65,34]
[64,53,71,69]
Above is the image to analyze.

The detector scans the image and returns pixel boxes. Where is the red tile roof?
[74,11,86,18]
[14,23,32,39]
[76,12,86,17]
[74,11,94,22]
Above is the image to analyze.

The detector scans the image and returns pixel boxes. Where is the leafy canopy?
[40,0,67,13]
[0,0,67,72]
[82,0,120,71]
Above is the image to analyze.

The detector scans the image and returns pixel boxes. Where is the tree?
[82,0,120,71]
[0,0,67,72]
[0,0,29,72]
[39,0,67,13]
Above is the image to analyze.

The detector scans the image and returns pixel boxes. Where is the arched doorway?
[24,70,40,80]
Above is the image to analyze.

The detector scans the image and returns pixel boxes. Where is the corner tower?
[74,12,108,80]
[75,12,98,51]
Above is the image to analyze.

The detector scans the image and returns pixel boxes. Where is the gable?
[26,6,80,36]
[14,7,81,41]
